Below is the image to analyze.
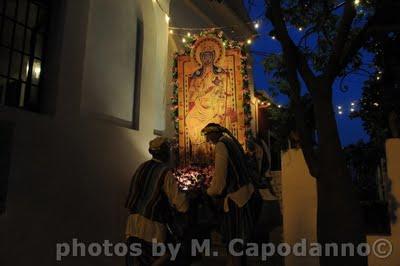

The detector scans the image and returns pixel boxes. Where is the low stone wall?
[280,140,400,266]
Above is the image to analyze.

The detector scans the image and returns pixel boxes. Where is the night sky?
[244,1,370,146]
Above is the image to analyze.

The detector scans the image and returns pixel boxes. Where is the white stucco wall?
[0,1,170,265]
[81,0,169,132]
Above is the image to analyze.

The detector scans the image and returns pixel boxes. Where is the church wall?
[0,0,170,265]
[0,1,255,265]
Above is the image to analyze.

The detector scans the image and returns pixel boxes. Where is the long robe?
[207,135,256,244]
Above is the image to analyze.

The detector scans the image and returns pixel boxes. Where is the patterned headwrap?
[149,137,170,151]
[201,123,225,135]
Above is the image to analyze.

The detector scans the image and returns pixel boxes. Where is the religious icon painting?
[176,35,246,165]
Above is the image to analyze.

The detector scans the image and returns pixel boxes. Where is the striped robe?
[125,159,188,244]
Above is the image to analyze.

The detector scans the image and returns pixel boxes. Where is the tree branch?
[266,0,320,177]
[325,0,357,82]
[267,0,316,88]
[337,19,375,74]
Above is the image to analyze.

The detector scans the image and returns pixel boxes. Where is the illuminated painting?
[176,36,246,164]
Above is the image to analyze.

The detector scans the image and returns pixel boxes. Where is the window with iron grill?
[0,0,50,111]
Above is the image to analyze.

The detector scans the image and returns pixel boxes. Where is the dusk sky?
[244,1,370,146]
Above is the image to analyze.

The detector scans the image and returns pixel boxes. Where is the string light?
[247,39,252,45]
[187,32,191,37]
[254,22,259,29]
[373,102,379,107]
[165,14,170,23]
[271,36,276,40]
[182,38,186,43]
[338,105,343,110]
[169,29,174,34]
[354,0,360,6]
[298,27,303,31]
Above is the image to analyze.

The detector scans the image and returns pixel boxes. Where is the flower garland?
[170,29,255,149]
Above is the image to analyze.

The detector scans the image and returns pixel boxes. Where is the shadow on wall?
[0,121,14,215]
[0,116,148,266]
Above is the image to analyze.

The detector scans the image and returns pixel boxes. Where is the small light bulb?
[247,39,252,44]
[351,102,355,106]
[377,76,381,80]
[182,38,186,43]
[254,23,259,29]
[354,0,360,6]
[187,32,191,37]
[298,27,303,31]
[165,15,170,23]
[278,105,282,108]
[350,108,355,112]
[169,29,173,34]
[271,36,276,40]
[373,102,379,107]
[338,106,342,110]
[338,111,343,115]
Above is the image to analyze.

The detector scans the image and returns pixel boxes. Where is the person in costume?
[251,134,282,248]
[201,123,256,266]
[125,137,189,266]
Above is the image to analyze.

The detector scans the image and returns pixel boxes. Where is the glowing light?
[337,106,342,110]
[350,108,355,112]
[182,38,186,43]
[33,62,41,79]
[187,32,191,37]
[247,39,252,45]
[165,14,170,23]
[373,102,379,107]
[298,27,303,31]
[354,0,360,6]
[271,36,276,40]
[25,61,41,80]
[338,111,343,115]
[376,76,381,80]
[351,102,355,106]
[254,22,259,29]
[169,29,173,34]
[278,105,282,108]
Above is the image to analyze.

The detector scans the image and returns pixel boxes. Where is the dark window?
[132,19,143,130]
[0,0,50,111]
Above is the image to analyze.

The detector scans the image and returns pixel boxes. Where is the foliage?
[351,35,400,145]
